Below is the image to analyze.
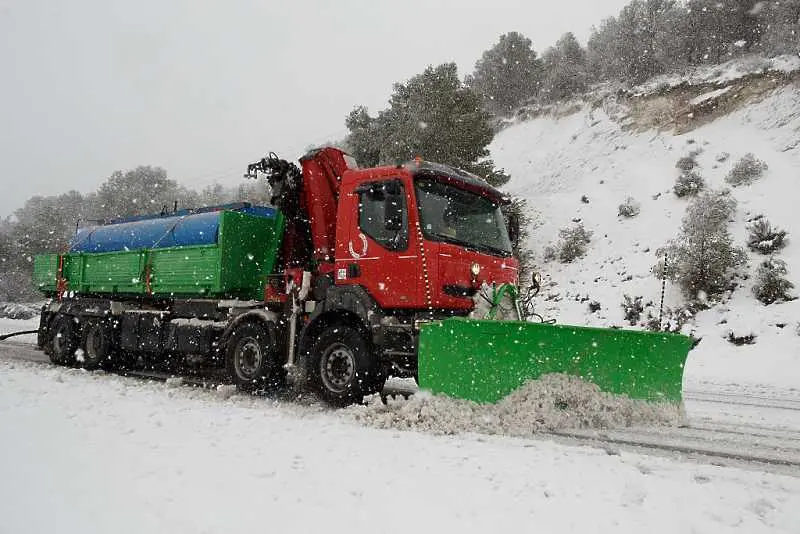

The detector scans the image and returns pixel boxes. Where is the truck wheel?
[225,322,284,393]
[81,320,113,370]
[308,324,381,407]
[48,315,78,366]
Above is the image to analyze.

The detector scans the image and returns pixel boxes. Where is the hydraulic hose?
[0,330,38,341]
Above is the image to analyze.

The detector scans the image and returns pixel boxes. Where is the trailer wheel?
[225,322,284,393]
[48,315,78,366]
[308,324,381,407]
[81,320,113,370]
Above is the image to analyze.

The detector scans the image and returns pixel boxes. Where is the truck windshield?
[414,177,513,257]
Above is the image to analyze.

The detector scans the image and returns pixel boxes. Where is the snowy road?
[2,339,800,474]
[2,338,800,533]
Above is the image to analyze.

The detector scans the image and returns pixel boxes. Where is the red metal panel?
[300,147,353,263]
[433,242,519,310]
[335,171,423,309]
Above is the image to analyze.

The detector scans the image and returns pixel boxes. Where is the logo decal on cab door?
[348,232,368,259]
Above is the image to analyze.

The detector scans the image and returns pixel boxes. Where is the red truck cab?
[333,158,519,311]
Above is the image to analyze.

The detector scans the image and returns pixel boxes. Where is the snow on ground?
[1,358,799,534]
[0,302,39,320]
[632,53,800,95]
[490,80,800,392]
[689,86,733,106]
[0,316,39,343]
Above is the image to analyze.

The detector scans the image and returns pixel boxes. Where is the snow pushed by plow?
[350,374,683,436]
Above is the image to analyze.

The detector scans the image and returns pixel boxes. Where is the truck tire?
[80,320,113,370]
[48,315,78,366]
[307,324,381,407]
[225,322,284,393]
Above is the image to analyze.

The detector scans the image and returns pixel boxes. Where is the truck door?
[337,178,420,309]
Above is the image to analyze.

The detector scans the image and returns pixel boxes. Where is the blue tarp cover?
[69,205,278,253]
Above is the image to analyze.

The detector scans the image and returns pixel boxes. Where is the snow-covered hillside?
[490,67,800,390]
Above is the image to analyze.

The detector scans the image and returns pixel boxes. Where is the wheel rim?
[235,337,262,380]
[85,326,103,361]
[52,323,68,355]
[320,342,356,393]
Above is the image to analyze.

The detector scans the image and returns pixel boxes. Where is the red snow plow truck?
[32,147,694,406]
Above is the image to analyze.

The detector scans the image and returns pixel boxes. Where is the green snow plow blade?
[417,318,694,404]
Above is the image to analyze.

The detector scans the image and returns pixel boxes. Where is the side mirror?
[530,271,541,295]
[506,212,520,246]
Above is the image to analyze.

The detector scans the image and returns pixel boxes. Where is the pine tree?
[344,106,383,168]
[682,0,762,64]
[466,32,543,116]
[587,16,623,82]
[620,0,678,82]
[346,63,499,180]
[655,190,746,299]
[588,1,680,84]
[756,0,800,55]
[541,32,588,102]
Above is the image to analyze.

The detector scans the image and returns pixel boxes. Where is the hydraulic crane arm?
[245,152,311,269]
[245,147,356,269]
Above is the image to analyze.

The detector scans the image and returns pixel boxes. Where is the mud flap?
[417,318,694,404]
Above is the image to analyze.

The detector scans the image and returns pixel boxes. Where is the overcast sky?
[0,0,630,218]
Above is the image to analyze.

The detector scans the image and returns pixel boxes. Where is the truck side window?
[357,180,409,252]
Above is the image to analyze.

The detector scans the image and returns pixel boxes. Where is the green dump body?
[418,318,694,404]
[33,210,284,300]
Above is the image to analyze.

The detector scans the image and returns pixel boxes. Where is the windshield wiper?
[428,232,511,257]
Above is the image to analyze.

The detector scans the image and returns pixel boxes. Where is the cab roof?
[401,159,510,205]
